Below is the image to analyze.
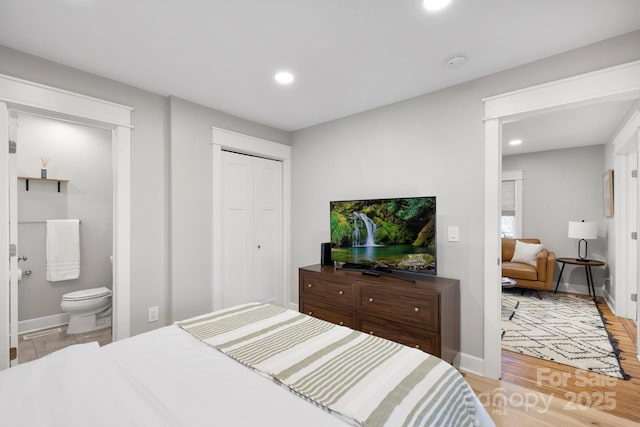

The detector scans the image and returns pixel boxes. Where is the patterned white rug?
[501,290,628,379]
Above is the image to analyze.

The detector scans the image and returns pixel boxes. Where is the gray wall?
[290,31,640,364]
[168,97,290,322]
[0,45,288,335]
[502,145,608,294]
[603,127,618,301]
[0,45,169,335]
[2,29,639,362]
[17,114,113,321]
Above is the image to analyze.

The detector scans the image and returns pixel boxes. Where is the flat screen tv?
[330,196,436,275]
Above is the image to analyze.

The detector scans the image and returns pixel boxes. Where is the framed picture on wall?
[603,169,614,217]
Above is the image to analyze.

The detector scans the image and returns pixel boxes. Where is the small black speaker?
[320,242,333,266]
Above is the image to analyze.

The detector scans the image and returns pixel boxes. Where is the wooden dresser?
[298,264,460,365]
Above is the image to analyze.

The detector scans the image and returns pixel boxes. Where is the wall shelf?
[18,176,69,192]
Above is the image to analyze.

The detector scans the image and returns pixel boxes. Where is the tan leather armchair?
[502,238,555,299]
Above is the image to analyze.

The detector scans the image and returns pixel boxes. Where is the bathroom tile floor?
[18,325,112,364]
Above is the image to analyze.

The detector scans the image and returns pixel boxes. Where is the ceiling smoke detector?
[445,55,467,69]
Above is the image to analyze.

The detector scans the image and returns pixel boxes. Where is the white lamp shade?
[568,221,598,239]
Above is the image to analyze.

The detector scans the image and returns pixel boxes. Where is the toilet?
[61,287,112,334]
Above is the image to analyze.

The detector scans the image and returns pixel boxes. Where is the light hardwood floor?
[465,294,640,426]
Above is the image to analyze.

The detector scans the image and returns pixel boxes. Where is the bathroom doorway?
[12,113,114,364]
[0,75,132,370]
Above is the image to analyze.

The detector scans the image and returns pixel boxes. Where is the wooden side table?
[554,258,605,300]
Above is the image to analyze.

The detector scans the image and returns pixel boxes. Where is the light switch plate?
[448,225,460,242]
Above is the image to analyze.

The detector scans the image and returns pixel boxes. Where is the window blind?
[502,180,515,216]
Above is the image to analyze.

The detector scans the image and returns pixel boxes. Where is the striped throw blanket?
[178,303,478,427]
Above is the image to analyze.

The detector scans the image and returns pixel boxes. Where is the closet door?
[221,152,254,306]
[253,157,282,305]
[221,151,282,308]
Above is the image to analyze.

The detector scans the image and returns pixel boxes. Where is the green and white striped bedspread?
[178,303,478,427]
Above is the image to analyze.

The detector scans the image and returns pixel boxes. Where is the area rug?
[501,289,629,379]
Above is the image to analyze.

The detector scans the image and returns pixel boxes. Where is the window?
[501,170,523,238]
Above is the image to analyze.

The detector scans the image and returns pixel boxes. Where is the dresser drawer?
[358,284,439,331]
[301,301,355,328]
[358,314,440,356]
[301,272,353,307]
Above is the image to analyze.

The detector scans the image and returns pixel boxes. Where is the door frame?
[211,127,291,311]
[482,60,640,379]
[0,74,132,369]
[612,107,640,320]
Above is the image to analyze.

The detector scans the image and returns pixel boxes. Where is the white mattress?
[0,325,494,426]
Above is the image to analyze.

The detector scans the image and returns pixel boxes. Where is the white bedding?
[0,324,495,426]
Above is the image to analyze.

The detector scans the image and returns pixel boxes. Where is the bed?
[0,303,494,426]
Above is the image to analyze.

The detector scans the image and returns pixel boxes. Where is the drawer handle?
[414,307,420,312]
[339,290,344,295]
[339,321,344,326]
[415,344,420,349]
[368,297,374,303]
[308,311,313,315]
[369,331,374,335]
[307,283,313,288]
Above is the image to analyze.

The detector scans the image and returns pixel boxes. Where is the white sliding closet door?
[221,151,283,307]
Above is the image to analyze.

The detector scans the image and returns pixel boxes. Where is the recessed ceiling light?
[275,71,294,85]
[509,139,523,146]
[423,0,452,12]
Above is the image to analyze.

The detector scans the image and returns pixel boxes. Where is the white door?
[635,142,640,358]
[8,112,18,367]
[0,102,9,369]
[0,106,18,369]
[220,151,283,308]
[221,152,254,306]
[628,152,638,320]
[253,157,283,305]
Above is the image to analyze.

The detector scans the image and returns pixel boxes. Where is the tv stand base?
[299,264,460,364]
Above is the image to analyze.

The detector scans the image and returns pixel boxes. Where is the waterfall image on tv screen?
[330,197,436,274]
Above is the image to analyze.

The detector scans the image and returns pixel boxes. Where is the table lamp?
[568,220,598,261]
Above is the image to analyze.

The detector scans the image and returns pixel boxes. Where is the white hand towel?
[46,219,80,282]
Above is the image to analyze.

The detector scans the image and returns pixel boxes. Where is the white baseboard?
[458,351,486,377]
[603,289,616,315]
[19,313,70,334]
[553,282,601,296]
[287,302,299,311]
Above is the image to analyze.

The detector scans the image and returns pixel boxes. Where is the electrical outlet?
[148,306,159,323]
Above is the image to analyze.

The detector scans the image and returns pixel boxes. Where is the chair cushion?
[502,262,538,281]
[511,240,544,267]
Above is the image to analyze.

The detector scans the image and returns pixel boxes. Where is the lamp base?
[577,239,589,261]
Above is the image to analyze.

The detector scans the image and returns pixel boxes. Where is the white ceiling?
[502,100,637,156]
[1,1,639,131]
